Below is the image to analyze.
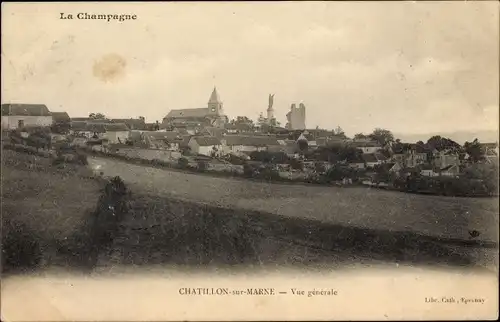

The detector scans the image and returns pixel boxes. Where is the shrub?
[1,219,42,274]
[197,161,209,172]
[289,158,304,170]
[178,157,189,169]
[243,163,256,178]
[314,162,327,173]
[257,165,281,181]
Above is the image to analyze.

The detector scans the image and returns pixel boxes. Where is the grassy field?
[93,191,498,272]
[2,150,498,275]
[1,150,104,271]
[88,156,499,243]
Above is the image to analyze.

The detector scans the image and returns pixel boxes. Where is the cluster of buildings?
[2,86,498,179]
[347,139,499,179]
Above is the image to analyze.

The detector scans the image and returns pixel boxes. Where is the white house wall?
[359,147,381,154]
[104,131,130,144]
[1,116,53,129]
[197,145,221,156]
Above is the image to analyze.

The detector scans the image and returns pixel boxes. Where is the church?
[162,87,229,129]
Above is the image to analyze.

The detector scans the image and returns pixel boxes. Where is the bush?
[197,161,209,172]
[289,158,304,170]
[178,157,189,169]
[256,165,281,181]
[243,162,258,178]
[225,154,246,165]
[314,162,327,173]
[2,219,42,273]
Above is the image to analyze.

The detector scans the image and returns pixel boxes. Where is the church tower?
[207,87,224,116]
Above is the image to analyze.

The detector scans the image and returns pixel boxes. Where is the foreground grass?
[1,150,106,273]
[96,191,498,271]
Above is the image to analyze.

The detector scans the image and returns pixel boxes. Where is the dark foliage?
[178,157,189,169]
[197,161,209,172]
[1,219,42,274]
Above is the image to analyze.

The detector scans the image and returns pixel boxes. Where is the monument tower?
[267,93,275,122]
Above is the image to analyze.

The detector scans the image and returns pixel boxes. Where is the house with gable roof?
[221,135,281,155]
[188,136,223,156]
[1,104,53,129]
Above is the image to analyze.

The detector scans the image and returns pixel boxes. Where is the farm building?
[1,104,53,130]
[221,135,280,154]
[188,136,222,156]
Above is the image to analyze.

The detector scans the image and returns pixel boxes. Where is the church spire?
[208,86,221,104]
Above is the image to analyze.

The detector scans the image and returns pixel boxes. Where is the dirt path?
[88,156,499,243]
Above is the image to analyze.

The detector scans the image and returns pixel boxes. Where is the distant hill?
[394,130,499,145]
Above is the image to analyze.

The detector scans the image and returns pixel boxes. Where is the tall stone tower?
[286,102,306,130]
[267,93,275,122]
[207,87,224,116]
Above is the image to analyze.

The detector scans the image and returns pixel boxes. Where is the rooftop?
[223,135,280,147]
[165,108,209,119]
[191,136,221,146]
[1,104,51,116]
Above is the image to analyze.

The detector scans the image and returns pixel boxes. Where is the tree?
[297,139,308,153]
[427,136,462,153]
[354,133,368,140]
[178,157,189,169]
[464,139,485,163]
[25,129,51,151]
[325,143,362,163]
[89,113,106,120]
[369,128,394,146]
[334,126,345,136]
[233,116,254,126]
[269,118,281,128]
[289,159,304,170]
[210,146,219,158]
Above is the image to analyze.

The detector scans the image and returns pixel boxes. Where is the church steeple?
[208,86,221,104]
[207,86,223,116]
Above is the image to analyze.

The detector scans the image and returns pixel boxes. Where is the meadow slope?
[89,156,499,243]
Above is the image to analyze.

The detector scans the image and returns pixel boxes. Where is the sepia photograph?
[1,1,499,321]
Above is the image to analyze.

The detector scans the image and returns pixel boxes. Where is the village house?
[420,164,439,177]
[268,139,298,158]
[140,131,184,151]
[111,117,146,130]
[102,123,130,144]
[70,121,130,144]
[479,143,499,164]
[362,152,387,168]
[439,164,460,177]
[221,135,281,155]
[188,136,223,156]
[225,122,254,134]
[481,142,499,155]
[348,159,366,169]
[200,126,227,139]
[315,136,347,147]
[50,111,71,133]
[432,150,460,169]
[351,139,382,154]
[70,121,97,138]
[1,104,53,130]
[392,149,428,168]
[51,111,71,124]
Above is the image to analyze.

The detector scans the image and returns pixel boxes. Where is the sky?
[2,2,499,138]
